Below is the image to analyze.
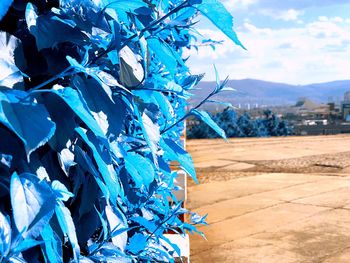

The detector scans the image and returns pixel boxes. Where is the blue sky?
[187,0,350,84]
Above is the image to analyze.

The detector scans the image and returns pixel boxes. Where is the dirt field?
[187,135,350,263]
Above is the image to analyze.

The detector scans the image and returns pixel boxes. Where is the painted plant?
[0,0,243,262]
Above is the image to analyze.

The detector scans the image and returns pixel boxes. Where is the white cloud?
[318,16,328,22]
[307,19,349,38]
[318,16,345,23]
[261,8,303,21]
[188,18,350,84]
[278,9,303,21]
[332,17,344,23]
[247,0,350,10]
[243,22,273,35]
[223,0,258,11]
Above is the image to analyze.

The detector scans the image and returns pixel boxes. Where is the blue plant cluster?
[187,108,293,139]
[0,0,243,262]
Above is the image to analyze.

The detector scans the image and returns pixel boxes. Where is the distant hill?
[190,79,350,109]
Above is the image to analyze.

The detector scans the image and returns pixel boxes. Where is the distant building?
[292,97,330,118]
[327,102,335,111]
[302,119,328,126]
[341,92,350,121]
[344,91,350,101]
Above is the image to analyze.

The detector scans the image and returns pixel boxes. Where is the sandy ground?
[187,135,350,263]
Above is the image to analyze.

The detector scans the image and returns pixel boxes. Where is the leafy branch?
[161,75,230,134]
[91,1,190,64]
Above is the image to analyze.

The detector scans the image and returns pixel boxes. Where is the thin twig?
[91,1,189,64]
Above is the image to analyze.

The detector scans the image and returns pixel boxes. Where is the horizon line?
[200,78,350,86]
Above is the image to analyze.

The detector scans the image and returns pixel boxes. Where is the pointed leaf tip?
[0,0,14,21]
[191,0,246,49]
[191,109,227,139]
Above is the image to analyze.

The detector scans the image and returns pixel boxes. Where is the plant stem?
[146,203,182,241]
[30,67,73,92]
[161,88,216,134]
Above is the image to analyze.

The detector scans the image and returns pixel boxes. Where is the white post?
[164,120,190,262]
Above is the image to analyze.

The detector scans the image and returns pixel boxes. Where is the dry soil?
[187,135,350,263]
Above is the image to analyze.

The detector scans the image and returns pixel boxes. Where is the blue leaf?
[147,37,186,76]
[127,233,147,254]
[25,3,86,50]
[190,213,208,225]
[163,81,183,93]
[174,7,197,21]
[0,153,12,168]
[12,239,43,253]
[58,148,76,176]
[131,216,157,232]
[153,92,174,121]
[25,2,37,28]
[119,46,144,88]
[41,224,63,263]
[161,138,197,184]
[0,89,56,158]
[6,256,27,263]
[0,212,11,257]
[221,87,236,91]
[37,85,105,138]
[77,256,95,263]
[72,76,127,136]
[136,109,160,160]
[66,55,85,71]
[101,0,148,23]
[10,172,56,238]
[192,0,246,49]
[55,201,80,260]
[214,64,220,91]
[92,243,131,262]
[182,222,206,239]
[105,204,128,252]
[77,179,99,220]
[124,152,155,188]
[0,32,23,88]
[191,109,227,139]
[75,207,100,245]
[159,234,181,259]
[0,0,13,21]
[74,145,111,201]
[103,0,147,12]
[66,56,130,97]
[75,127,120,204]
[51,180,74,202]
[206,100,233,108]
[0,126,25,163]
[95,208,108,241]
[40,95,76,153]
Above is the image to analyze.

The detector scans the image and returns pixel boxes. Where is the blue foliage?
[192,109,227,139]
[0,0,13,21]
[0,0,243,261]
[0,212,11,258]
[161,138,197,183]
[0,89,56,158]
[191,0,246,49]
[0,32,23,88]
[10,172,56,238]
[187,108,294,139]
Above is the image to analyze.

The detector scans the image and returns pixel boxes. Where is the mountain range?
[190,79,350,109]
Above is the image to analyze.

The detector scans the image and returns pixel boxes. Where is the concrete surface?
[187,135,350,263]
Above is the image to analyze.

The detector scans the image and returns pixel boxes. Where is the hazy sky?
[188,0,350,84]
